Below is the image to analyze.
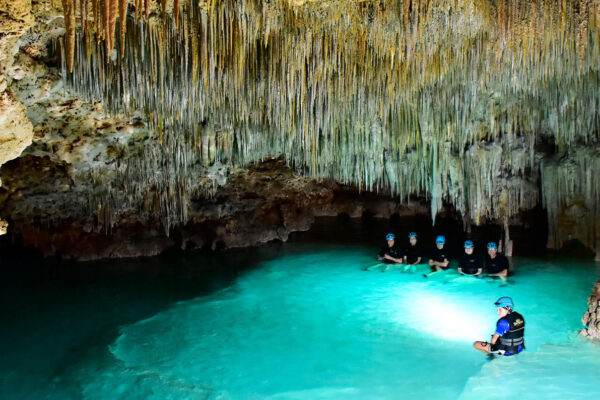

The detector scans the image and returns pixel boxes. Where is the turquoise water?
[2,244,600,399]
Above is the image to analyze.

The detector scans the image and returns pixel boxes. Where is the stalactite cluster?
[59,0,168,69]
[58,1,600,242]
[542,149,600,252]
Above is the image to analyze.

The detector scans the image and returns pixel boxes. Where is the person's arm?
[413,257,421,265]
[490,333,500,345]
[489,319,510,347]
[384,254,403,263]
[476,268,482,275]
[431,257,449,268]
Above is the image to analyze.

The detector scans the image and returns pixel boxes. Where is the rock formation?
[0,1,599,259]
[581,281,600,339]
[0,0,35,233]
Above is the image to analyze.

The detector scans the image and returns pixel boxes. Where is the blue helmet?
[494,296,514,309]
[408,232,417,238]
[464,240,474,248]
[487,242,498,250]
[435,235,445,245]
[386,233,395,240]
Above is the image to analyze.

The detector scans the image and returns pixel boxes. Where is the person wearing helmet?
[458,240,482,276]
[377,233,404,271]
[485,242,509,279]
[473,297,525,356]
[403,232,422,273]
[428,235,449,273]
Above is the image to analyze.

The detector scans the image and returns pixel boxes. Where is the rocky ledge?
[1,157,430,260]
[581,281,600,340]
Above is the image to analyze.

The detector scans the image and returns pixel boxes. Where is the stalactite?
[542,149,600,252]
[80,0,88,35]
[107,0,119,55]
[161,0,168,24]
[102,0,110,55]
[119,0,128,57]
[61,0,76,72]
[57,0,600,239]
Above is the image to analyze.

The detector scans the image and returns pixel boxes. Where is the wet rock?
[581,281,600,340]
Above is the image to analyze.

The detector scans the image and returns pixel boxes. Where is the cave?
[1,1,599,399]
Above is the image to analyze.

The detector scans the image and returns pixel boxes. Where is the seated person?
[404,232,422,273]
[458,240,482,276]
[377,233,404,271]
[485,242,509,279]
[473,296,525,357]
[428,235,450,272]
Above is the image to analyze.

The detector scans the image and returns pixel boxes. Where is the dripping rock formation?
[0,0,599,259]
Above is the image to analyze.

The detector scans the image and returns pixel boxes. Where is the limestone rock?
[0,0,35,237]
[581,281,600,340]
[0,88,33,167]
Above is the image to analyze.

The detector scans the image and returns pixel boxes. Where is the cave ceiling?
[1,0,599,254]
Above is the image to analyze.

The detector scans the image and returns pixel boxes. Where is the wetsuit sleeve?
[500,255,509,270]
[394,245,404,258]
[495,319,510,336]
[379,245,387,257]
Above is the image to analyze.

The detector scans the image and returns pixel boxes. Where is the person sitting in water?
[458,240,482,276]
[473,296,525,357]
[403,232,422,273]
[485,242,509,280]
[428,235,450,273]
[377,233,404,271]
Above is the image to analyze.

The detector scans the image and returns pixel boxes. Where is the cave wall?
[0,1,598,260]
[0,0,35,233]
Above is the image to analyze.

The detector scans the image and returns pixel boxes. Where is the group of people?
[375,232,524,358]
[376,232,510,280]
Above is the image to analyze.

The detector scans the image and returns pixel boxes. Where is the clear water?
[2,243,600,399]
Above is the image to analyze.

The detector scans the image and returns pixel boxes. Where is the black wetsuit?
[486,254,509,275]
[379,244,404,264]
[405,244,421,265]
[429,248,450,270]
[458,252,482,275]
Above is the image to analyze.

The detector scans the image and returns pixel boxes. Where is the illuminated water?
[1,243,599,399]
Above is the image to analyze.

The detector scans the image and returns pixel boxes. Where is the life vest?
[496,312,525,354]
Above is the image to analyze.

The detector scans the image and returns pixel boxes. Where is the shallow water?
[1,242,600,399]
